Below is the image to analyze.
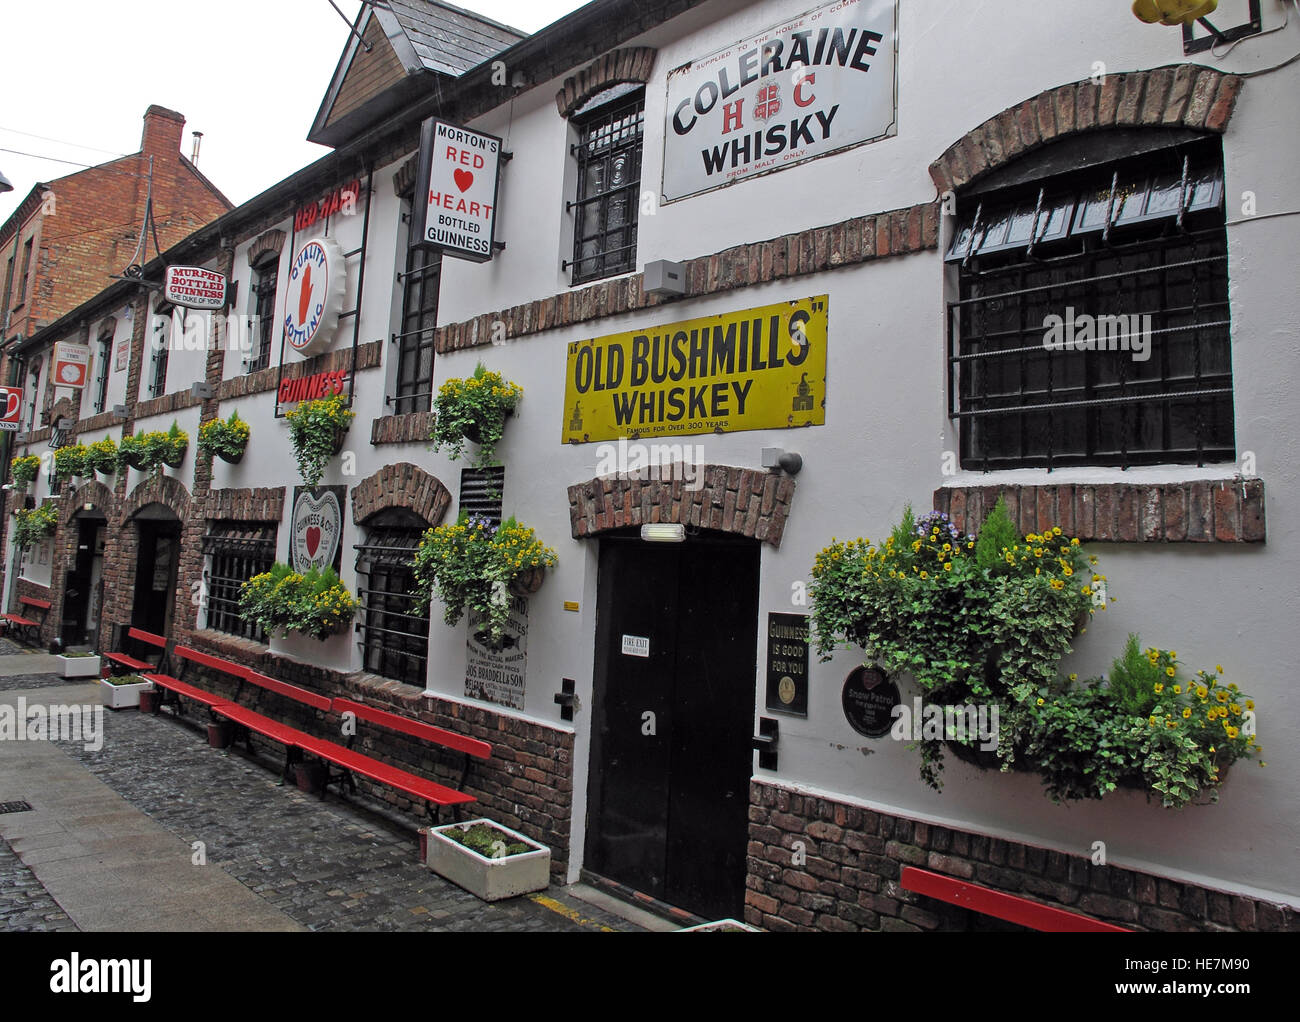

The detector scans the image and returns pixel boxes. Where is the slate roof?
[385,0,527,76]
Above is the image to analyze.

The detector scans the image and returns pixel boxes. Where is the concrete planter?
[426,819,550,901]
[59,654,102,679]
[677,918,762,932]
[100,676,153,710]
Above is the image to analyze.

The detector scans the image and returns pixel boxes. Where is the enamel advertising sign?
[290,486,344,574]
[163,265,228,310]
[562,296,827,443]
[662,0,897,201]
[0,386,22,431]
[283,237,346,358]
[52,342,91,390]
[411,117,503,263]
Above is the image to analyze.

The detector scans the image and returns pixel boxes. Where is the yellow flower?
[1172,685,1181,695]
[1216,664,1223,673]
[1165,667,1176,677]
[1225,726,1239,740]
[1182,708,1192,719]
[1153,683,1164,694]
[1052,526,1061,535]
[1148,716,1158,727]
[1216,691,1228,704]
[1070,538,1079,546]
[1068,673,1077,682]
[1196,686,1208,699]
[1036,698,1045,706]
[1245,700,1255,711]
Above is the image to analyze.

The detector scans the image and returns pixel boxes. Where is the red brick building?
[0,105,232,347]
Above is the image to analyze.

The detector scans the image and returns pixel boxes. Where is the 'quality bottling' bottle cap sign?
[283,237,346,357]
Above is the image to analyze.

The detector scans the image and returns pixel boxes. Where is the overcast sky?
[0,0,590,225]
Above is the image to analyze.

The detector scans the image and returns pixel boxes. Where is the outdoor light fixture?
[643,260,687,297]
[111,405,128,419]
[641,523,686,543]
[57,418,74,431]
[191,382,213,399]
[761,447,803,475]
[0,168,13,194]
[83,503,94,512]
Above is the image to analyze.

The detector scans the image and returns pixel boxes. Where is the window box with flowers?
[10,455,41,493]
[430,363,522,469]
[810,499,1263,808]
[53,444,88,482]
[198,410,250,465]
[118,422,188,472]
[237,562,360,642]
[286,393,354,487]
[412,513,557,648]
[85,436,118,477]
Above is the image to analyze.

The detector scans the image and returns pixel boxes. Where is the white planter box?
[100,678,154,710]
[426,819,550,901]
[58,654,102,679]
[678,918,762,932]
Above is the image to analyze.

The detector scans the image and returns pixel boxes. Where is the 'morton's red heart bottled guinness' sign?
[411,117,504,263]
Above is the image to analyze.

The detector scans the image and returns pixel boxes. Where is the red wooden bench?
[103,625,167,674]
[1,596,51,644]
[900,866,1130,932]
[213,667,332,783]
[143,644,233,716]
[298,697,492,821]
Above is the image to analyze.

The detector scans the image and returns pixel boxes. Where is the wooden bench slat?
[173,645,245,677]
[242,669,332,712]
[900,867,1129,932]
[104,651,153,671]
[2,615,39,627]
[20,597,52,610]
[143,673,229,710]
[214,704,314,748]
[126,627,167,649]
[332,698,491,760]
[298,736,476,808]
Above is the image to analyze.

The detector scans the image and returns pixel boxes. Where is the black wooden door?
[587,532,759,920]
[132,521,180,636]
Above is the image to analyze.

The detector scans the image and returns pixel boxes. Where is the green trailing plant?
[237,562,359,641]
[13,502,58,549]
[810,506,1262,807]
[197,410,250,462]
[411,513,557,646]
[10,455,41,492]
[430,363,523,468]
[53,444,88,480]
[146,421,188,468]
[118,432,149,470]
[85,437,118,476]
[285,393,354,488]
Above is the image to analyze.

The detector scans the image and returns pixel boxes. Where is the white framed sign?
[52,342,90,389]
[662,0,898,201]
[163,265,228,310]
[283,237,346,358]
[621,634,650,658]
[411,117,503,263]
[290,486,343,574]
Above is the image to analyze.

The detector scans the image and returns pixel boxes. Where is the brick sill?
[371,411,434,446]
[933,478,1264,543]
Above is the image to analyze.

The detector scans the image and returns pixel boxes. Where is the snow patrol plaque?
[842,665,899,738]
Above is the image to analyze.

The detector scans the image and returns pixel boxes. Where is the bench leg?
[281,747,302,787]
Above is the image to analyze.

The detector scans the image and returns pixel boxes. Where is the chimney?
[141,105,186,155]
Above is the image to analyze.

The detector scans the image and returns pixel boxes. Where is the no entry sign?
[412,117,503,263]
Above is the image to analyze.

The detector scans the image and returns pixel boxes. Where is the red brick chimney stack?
[140,104,186,156]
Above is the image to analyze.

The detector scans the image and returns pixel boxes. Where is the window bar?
[961,201,984,269]
[953,387,1233,417]
[952,252,1227,306]
[1017,264,1028,466]
[1190,233,1205,467]
[1101,170,1120,246]
[1175,154,1191,233]
[978,280,990,472]
[1116,256,1130,471]
[1024,187,1046,261]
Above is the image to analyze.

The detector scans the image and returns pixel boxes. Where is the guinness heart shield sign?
[291,486,345,574]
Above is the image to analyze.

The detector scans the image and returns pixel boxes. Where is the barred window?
[148,302,173,398]
[249,255,279,373]
[946,134,1231,470]
[203,522,277,642]
[355,509,430,683]
[568,86,644,286]
[92,330,112,414]
[392,232,440,415]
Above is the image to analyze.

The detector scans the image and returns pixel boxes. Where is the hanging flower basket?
[237,562,360,641]
[86,437,118,477]
[10,455,41,493]
[286,393,355,488]
[508,565,547,597]
[430,363,523,469]
[412,514,557,647]
[199,410,250,465]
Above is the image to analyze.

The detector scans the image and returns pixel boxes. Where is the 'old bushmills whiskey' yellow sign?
[562,295,827,443]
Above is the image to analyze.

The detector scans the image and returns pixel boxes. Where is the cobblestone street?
[0,664,648,933]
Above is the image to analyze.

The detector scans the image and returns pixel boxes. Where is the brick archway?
[247,228,286,267]
[351,463,452,527]
[59,479,117,527]
[929,65,1242,194]
[554,47,656,117]
[121,473,191,523]
[567,465,795,547]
